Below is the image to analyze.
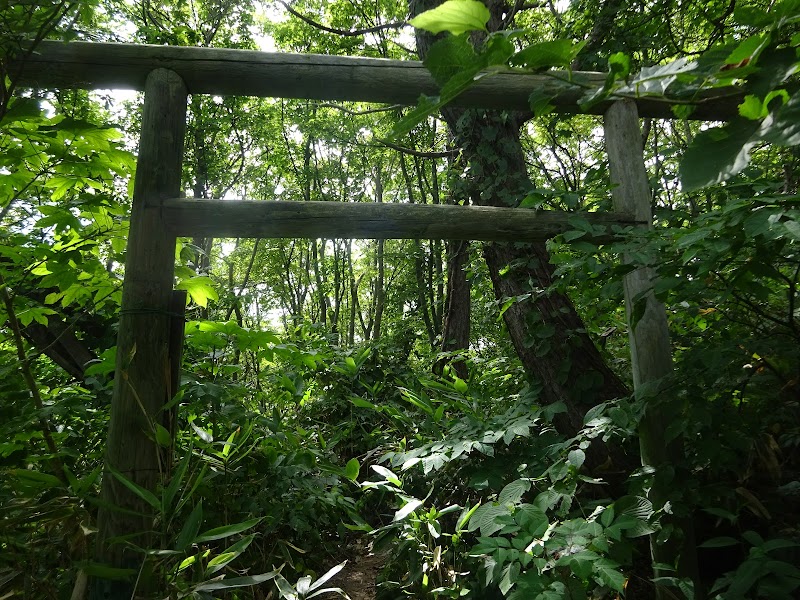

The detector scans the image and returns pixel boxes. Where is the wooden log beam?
[605,100,698,598]
[92,69,187,599]
[12,41,742,120]
[160,199,637,242]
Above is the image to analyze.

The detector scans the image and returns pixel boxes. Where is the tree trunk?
[437,240,470,379]
[411,0,629,439]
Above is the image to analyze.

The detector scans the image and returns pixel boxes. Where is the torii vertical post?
[92,69,187,598]
[604,100,698,598]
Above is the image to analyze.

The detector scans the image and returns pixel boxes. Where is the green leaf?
[528,89,557,116]
[394,498,424,521]
[345,458,360,481]
[609,52,631,78]
[11,469,64,489]
[371,464,402,486]
[163,445,193,514]
[423,34,478,85]
[499,478,531,505]
[154,423,172,448]
[274,574,299,599]
[192,572,278,591]
[456,501,482,531]
[409,0,490,35]
[205,535,255,575]
[698,536,739,548]
[739,95,766,120]
[191,422,213,443]
[594,558,626,592]
[468,503,509,536]
[308,561,348,593]
[680,117,760,191]
[195,517,263,542]
[726,34,770,66]
[80,562,137,579]
[350,396,376,409]
[108,465,161,511]
[567,449,586,469]
[760,90,800,146]
[174,502,202,551]
[509,39,585,70]
[176,276,219,308]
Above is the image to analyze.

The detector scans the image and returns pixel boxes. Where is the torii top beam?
[11,41,741,120]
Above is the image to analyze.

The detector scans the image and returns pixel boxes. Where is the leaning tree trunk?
[411,0,629,439]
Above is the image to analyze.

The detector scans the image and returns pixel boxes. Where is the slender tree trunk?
[373,239,385,341]
[437,240,470,379]
[347,241,358,345]
[312,239,328,326]
[401,153,437,346]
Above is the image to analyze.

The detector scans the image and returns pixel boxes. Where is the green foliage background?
[1,0,799,599]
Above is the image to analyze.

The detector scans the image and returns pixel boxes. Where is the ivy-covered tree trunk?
[412,0,629,438]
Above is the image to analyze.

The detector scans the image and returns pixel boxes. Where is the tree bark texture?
[437,240,471,379]
[412,0,629,439]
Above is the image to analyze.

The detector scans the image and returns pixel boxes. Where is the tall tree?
[410,0,629,440]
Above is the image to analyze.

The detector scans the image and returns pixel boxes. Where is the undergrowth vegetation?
[2,0,800,599]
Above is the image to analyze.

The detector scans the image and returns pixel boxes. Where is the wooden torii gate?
[16,41,737,598]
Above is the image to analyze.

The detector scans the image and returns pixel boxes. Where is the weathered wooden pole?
[604,100,698,598]
[92,69,187,599]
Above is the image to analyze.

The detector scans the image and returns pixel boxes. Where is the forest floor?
[328,539,384,600]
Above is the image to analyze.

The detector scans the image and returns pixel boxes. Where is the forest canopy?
[1,1,799,599]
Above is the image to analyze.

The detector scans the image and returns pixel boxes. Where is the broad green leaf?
[467,503,509,536]
[528,89,557,116]
[509,39,585,70]
[195,517,262,542]
[498,478,531,505]
[176,275,219,308]
[371,464,401,486]
[409,0,490,35]
[594,558,626,592]
[154,423,172,448]
[739,95,766,120]
[609,52,631,78]
[726,34,770,66]
[423,34,477,85]
[760,90,800,146]
[394,498,424,521]
[345,458,360,481]
[567,449,586,469]
[679,117,760,192]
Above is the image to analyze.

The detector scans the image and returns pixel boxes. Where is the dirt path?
[328,541,384,600]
